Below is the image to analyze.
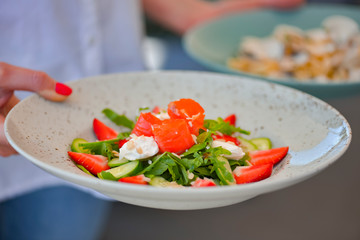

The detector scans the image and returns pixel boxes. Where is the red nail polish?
[55,82,72,96]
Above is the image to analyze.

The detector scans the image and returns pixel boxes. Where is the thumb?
[0,115,17,156]
[0,62,72,102]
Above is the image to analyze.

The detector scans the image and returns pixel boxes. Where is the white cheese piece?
[153,112,170,120]
[119,135,159,161]
[211,140,245,160]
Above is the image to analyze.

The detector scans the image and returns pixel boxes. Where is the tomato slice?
[152,119,195,154]
[93,118,118,141]
[212,134,240,146]
[131,112,162,137]
[224,114,236,126]
[167,98,205,135]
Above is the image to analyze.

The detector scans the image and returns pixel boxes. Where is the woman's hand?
[0,62,72,156]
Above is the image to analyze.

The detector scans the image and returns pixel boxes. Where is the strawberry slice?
[224,114,236,126]
[93,118,118,141]
[118,139,128,148]
[131,112,162,137]
[68,151,110,175]
[191,178,216,187]
[167,98,205,135]
[233,164,273,184]
[153,119,195,154]
[118,175,148,185]
[249,146,289,166]
[212,134,240,146]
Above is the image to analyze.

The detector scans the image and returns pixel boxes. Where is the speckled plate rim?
[4,71,352,200]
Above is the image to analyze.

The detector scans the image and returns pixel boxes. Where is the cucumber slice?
[251,137,272,150]
[98,161,141,180]
[108,157,129,168]
[149,176,184,188]
[71,138,90,153]
[237,137,258,152]
[215,156,236,185]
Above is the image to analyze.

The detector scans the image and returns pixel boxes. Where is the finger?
[0,94,20,116]
[0,115,18,156]
[0,62,72,102]
[258,0,305,9]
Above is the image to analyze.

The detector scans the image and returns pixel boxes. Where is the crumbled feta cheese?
[153,112,170,120]
[143,176,151,182]
[112,150,119,157]
[211,140,245,160]
[172,153,182,159]
[119,135,159,161]
[191,134,197,144]
[187,171,195,179]
[233,166,250,177]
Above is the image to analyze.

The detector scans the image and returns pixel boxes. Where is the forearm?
[142,0,305,35]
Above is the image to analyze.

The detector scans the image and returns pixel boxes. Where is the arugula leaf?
[193,166,218,179]
[76,164,95,177]
[101,143,114,160]
[168,153,190,185]
[197,131,213,144]
[206,146,236,185]
[140,153,169,176]
[204,118,250,135]
[211,155,236,185]
[181,131,214,158]
[79,138,121,160]
[140,153,190,185]
[117,131,131,139]
[138,107,150,111]
[178,153,204,172]
[210,145,232,156]
[102,108,135,130]
[229,153,251,169]
[181,142,207,157]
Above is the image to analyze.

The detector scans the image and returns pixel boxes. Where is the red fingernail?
[55,82,72,96]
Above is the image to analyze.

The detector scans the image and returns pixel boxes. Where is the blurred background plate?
[183,4,360,99]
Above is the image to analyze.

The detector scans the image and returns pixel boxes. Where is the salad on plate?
[68,98,288,187]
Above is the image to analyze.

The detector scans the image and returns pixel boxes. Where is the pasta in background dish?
[228,15,360,83]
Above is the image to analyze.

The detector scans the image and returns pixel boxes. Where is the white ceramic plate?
[5,71,351,210]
